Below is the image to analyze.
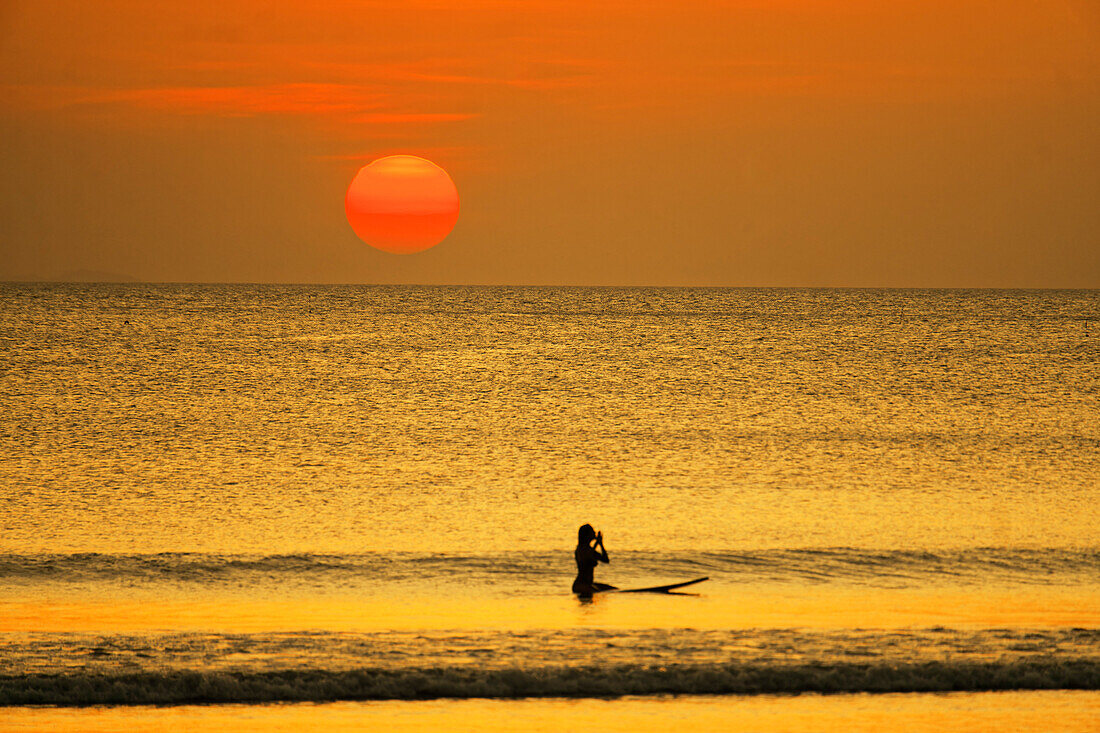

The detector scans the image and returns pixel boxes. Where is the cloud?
[348,112,479,125]
[113,84,386,117]
[0,81,482,145]
[5,83,393,117]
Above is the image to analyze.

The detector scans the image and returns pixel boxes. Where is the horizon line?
[3,280,1098,291]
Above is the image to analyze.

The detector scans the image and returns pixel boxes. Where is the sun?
[344,155,459,254]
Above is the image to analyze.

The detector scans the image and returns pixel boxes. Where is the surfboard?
[616,576,709,593]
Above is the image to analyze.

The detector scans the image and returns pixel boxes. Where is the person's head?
[578,524,596,544]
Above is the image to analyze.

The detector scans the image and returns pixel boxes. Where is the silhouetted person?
[573,523,614,594]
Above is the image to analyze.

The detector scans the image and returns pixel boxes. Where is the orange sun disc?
[344,155,459,254]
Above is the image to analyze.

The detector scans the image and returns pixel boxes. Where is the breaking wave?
[0,548,1096,588]
[3,660,1097,706]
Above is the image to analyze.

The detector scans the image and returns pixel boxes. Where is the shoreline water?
[2,692,1099,733]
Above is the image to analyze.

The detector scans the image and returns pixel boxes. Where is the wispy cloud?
[349,112,479,125]
[3,82,440,117]
[0,81,481,144]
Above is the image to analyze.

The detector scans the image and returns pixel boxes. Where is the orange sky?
[1,1,1098,285]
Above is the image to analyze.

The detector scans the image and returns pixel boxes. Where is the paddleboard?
[616,576,709,593]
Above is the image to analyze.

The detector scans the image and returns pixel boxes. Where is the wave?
[2,660,1097,706]
[0,548,1096,588]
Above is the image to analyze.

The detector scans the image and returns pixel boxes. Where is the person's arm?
[595,531,610,563]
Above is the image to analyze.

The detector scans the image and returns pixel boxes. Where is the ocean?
[0,284,1097,730]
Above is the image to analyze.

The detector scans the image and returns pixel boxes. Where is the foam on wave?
[2,660,1097,706]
